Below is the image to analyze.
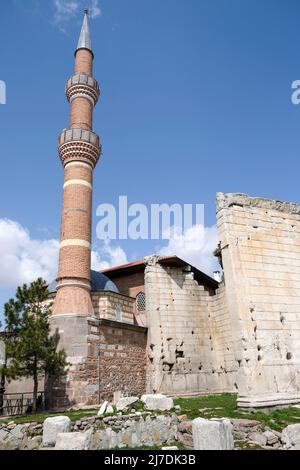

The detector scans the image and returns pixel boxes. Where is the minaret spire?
[53,10,101,319]
[76,9,92,55]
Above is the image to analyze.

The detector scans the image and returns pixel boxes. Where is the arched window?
[136,292,146,312]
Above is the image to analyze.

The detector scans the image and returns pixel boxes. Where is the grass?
[174,393,300,431]
[2,393,300,433]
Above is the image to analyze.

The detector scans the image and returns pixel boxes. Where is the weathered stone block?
[55,430,92,450]
[192,418,234,450]
[116,396,139,411]
[141,394,174,411]
[282,424,300,450]
[43,416,71,447]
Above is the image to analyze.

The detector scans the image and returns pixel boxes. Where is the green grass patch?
[174,393,300,431]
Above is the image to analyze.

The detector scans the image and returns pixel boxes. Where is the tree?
[1,278,68,413]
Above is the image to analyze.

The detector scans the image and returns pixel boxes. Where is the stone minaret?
[53,10,101,318]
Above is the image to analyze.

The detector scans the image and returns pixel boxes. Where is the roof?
[101,255,219,290]
[48,270,119,294]
[76,9,93,55]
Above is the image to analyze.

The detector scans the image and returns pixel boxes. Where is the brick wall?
[86,318,147,402]
[217,192,300,408]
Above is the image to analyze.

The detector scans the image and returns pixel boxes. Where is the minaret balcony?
[66,74,100,106]
[58,128,101,168]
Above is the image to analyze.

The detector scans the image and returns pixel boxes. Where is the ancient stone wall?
[144,256,237,396]
[217,192,300,408]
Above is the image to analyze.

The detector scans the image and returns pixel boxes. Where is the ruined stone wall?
[145,256,237,396]
[217,192,300,408]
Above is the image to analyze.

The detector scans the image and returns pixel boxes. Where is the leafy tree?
[1,278,68,413]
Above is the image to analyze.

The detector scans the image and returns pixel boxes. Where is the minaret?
[53,10,101,317]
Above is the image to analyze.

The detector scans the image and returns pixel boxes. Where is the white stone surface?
[55,430,92,450]
[281,424,300,450]
[141,394,174,411]
[116,396,139,411]
[97,401,108,416]
[192,418,234,450]
[106,405,114,414]
[42,416,71,447]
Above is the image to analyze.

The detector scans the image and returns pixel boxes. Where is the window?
[115,303,122,322]
[136,292,146,312]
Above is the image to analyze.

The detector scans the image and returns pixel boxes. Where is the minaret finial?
[76,8,92,55]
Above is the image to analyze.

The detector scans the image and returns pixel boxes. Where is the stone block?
[192,418,234,450]
[116,396,139,411]
[281,424,300,450]
[55,430,92,450]
[43,416,71,447]
[141,394,174,411]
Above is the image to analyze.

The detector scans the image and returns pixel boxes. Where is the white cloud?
[53,0,101,30]
[90,0,101,19]
[0,219,59,289]
[158,224,220,275]
[0,219,127,290]
[91,240,128,271]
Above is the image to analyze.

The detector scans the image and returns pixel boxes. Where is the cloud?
[0,219,127,291]
[91,240,128,271]
[53,0,101,30]
[158,224,220,275]
[0,219,59,289]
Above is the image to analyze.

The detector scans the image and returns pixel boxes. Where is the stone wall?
[91,291,135,324]
[217,192,300,408]
[47,315,147,409]
[86,318,147,401]
[144,256,237,396]
[0,412,179,450]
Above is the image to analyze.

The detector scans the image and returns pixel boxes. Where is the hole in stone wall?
[280,315,285,324]
[234,382,238,390]
[286,352,292,360]
[191,331,194,335]
[176,350,184,359]
[237,360,242,367]
[257,345,261,351]
[258,355,262,361]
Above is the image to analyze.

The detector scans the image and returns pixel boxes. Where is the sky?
[1,0,300,322]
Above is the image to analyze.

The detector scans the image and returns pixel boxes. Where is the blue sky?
[1,0,300,321]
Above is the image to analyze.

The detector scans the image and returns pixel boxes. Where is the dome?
[48,270,119,294]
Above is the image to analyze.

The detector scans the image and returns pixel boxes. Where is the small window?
[136,292,146,312]
[115,303,122,321]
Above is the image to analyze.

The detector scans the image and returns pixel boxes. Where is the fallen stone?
[162,446,178,450]
[262,430,279,446]
[55,430,92,450]
[116,397,139,411]
[248,432,267,447]
[178,420,192,434]
[98,401,109,416]
[281,424,300,450]
[27,436,42,451]
[177,432,193,449]
[43,416,71,447]
[192,418,234,450]
[106,405,114,414]
[141,394,174,411]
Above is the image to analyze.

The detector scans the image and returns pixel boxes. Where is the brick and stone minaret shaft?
[53,10,101,317]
